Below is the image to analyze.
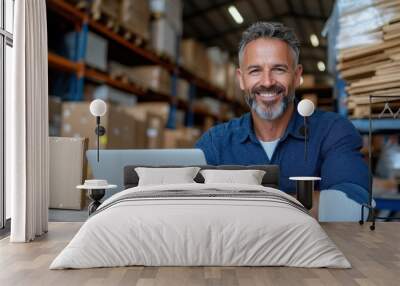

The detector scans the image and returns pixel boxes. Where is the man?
[195,22,369,219]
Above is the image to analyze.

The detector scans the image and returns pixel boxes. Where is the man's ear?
[294,64,303,88]
[236,68,245,90]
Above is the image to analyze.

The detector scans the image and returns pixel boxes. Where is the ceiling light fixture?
[228,5,244,24]
[317,61,326,72]
[310,34,319,47]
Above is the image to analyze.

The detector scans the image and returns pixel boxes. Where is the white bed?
[50,183,351,269]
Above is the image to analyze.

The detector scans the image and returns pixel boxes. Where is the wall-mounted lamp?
[89,99,107,162]
[297,99,315,162]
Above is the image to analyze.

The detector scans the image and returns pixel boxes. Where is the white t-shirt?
[259,138,280,160]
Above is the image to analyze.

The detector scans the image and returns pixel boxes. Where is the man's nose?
[261,71,275,86]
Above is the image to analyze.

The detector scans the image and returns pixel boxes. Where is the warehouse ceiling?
[182,0,334,75]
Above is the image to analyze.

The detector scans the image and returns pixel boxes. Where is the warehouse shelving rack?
[46,0,241,127]
[358,95,400,230]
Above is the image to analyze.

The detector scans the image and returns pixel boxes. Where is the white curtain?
[7,0,49,242]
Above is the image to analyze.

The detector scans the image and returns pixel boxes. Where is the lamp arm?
[96,116,100,162]
[304,117,308,162]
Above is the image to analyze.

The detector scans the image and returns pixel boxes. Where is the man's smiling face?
[237,37,303,121]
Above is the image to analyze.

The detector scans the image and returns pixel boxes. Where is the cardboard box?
[106,105,136,149]
[122,102,170,148]
[129,66,171,95]
[175,109,186,128]
[180,39,209,80]
[163,128,201,149]
[301,75,316,88]
[196,97,221,115]
[120,0,150,40]
[151,18,178,60]
[123,102,170,122]
[208,61,227,89]
[207,47,229,89]
[177,79,189,101]
[146,112,165,148]
[49,137,88,210]
[225,62,237,100]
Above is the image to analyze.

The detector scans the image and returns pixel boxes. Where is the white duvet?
[50,183,351,269]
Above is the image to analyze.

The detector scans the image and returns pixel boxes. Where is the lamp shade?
[89,99,107,117]
[297,99,315,117]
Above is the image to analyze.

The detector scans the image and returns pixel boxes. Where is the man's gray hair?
[238,22,301,66]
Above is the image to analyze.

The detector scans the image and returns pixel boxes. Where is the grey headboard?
[124,165,280,189]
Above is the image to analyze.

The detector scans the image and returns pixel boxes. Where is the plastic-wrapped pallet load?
[149,0,182,34]
[151,18,178,60]
[64,31,108,72]
[207,47,229,89]
[149,0,182,60]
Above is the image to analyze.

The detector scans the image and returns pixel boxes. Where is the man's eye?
[274,68,287,73]
[249,70,260,74]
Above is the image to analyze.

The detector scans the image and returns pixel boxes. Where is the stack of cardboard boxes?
[49,96,203,150]
[180,39,243,105]
[50,100,170,150]
[164,127,201,149]
[91,0,150,41]
[108,62,171,95]
[129,66,171,95]
[119,0,150,40]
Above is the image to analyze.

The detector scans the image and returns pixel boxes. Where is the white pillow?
[200,169,266,185]
[135,167,201,186]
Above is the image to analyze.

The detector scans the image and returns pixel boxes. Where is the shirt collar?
[237,103,306,144]
[280,107,306,141]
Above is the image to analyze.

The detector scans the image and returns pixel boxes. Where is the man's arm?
[195,131,219,165]
[320,116,369,204]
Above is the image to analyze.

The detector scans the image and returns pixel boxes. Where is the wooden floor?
[0,222,399,286]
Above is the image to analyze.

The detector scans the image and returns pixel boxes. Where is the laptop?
[86,149,207,197]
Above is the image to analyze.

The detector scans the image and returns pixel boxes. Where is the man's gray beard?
[245,92,295,121]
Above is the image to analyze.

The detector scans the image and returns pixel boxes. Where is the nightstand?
[77,180,117,215]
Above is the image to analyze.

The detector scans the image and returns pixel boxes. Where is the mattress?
[50,183,351,269]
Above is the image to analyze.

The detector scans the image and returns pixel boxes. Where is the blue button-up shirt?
[195,108,369,204]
